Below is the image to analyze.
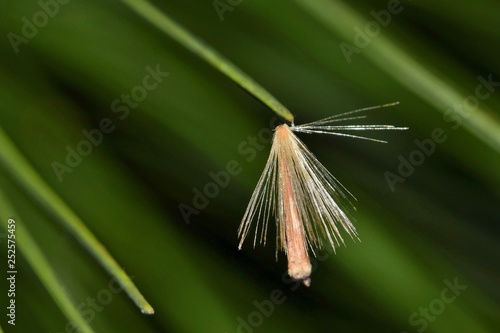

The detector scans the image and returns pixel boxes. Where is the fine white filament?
[237,124,357,254]
[237,103,407,283]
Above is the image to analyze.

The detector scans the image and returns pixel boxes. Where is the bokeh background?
[1,0,499,332]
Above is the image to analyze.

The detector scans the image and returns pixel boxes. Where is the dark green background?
[1,0,499,332]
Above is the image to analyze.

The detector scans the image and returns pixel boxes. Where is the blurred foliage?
[0,0,499,332]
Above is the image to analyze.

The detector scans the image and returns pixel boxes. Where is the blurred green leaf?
[0,126,153,315]
[0,191,95,333]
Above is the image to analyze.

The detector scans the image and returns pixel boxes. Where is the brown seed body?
[276,125,312,286]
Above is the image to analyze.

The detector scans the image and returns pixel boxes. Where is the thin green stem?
[120,0,294,122]
[0,127,154,315]
[0,191,95,333]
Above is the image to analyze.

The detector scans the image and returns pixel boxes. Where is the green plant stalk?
[0,191,95,333]
[120,0,294,122]
[0,127,154,315]
[296,0,500,154]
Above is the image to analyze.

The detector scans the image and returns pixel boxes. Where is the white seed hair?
[238,102,407,261]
